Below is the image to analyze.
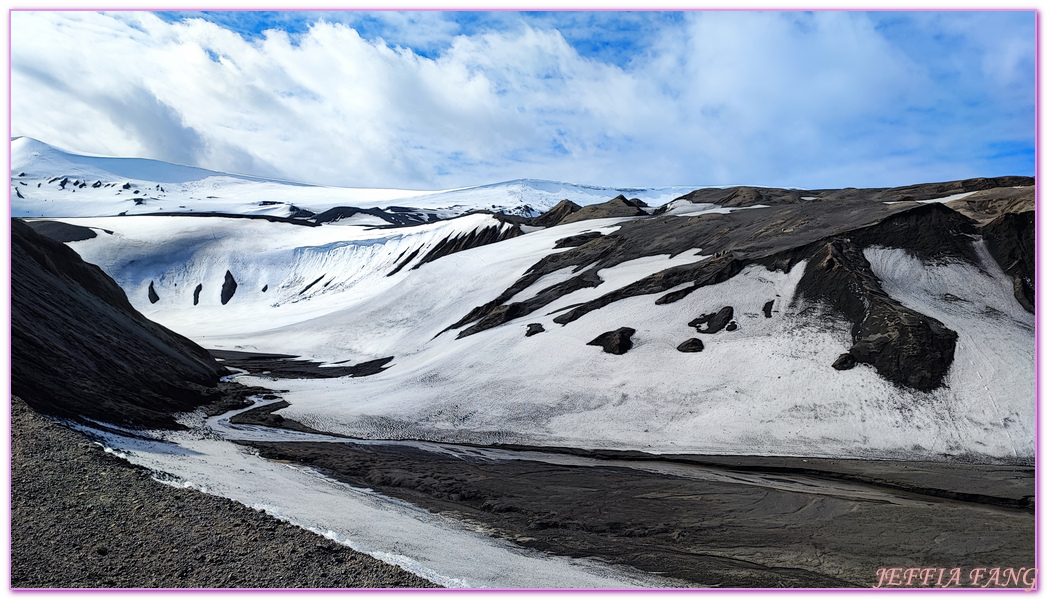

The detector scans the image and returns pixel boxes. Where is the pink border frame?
[4,7,1040,595]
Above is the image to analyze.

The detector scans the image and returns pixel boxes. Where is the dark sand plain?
[244,435,1034,588]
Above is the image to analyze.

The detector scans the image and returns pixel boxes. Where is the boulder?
[677,338,704,353]
[762,300,774,318]
[587,327,635,355]
[220,271,238,305]
[689,307,734,334]
[831,353,857,370]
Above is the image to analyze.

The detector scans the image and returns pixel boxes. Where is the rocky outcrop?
[981,211,1034,313]
[147,281,160,304]
[533,199,582,227]
[553,231,604,248]
[193,283,203,306]
[689,307,734,334]
[25,221,100,243]
[220,271,238,305]
[412,223,523,270]
[312,206,429,227]
[664,177,1035,210]
[558,195,648,225]
[388,223,522,277]
[525,323,546,337]
[587,327,635,355]
[946,186,1034,224]
[11,218,227,429]
[209,351,394,379]
[832,353,857,370]
[762,300,774,318]
[795,239,957,391]
[449,197,994,391]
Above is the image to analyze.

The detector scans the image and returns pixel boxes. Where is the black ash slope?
[12,218,227,429]
[448,178,1033,392]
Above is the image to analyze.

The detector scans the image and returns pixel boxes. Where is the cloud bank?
[11,11,1034,189]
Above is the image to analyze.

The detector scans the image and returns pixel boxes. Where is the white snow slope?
[50,209,1033,463]
[11,137,694,219]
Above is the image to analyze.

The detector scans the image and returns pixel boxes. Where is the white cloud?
[10,10,1034,189]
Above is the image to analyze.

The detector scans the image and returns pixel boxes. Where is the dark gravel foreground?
[9,396,438,589]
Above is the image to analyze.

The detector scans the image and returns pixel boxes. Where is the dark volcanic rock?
[262,285,268,293]
[725,321,738,332]
[662,186,801,210]
[559,195,648,225]
[666,177,1035,209]
[533,199,582,227]
[525,323,546,337]
[447,185,1020,392]
[147,281,160,304]
[209,350,393,379]
[133,212,320,227]
[26,220,98,242]
[796,239,957,391]
[689,307,734,334]
[762,300,774,318]
[676,338,704,352]
[11,219,227,429]
[300,275,325,295]
[193,283,203,306]
[411,223,522,270]
[946,186,1034,224]
[287,205,315,219]
[981,210,1034,313]
[587,327,635,355]
[220,270,238,305]
[228,400,332,434]
[832,353,857,370]
[388,223,522,276]
[312,206,426,227]
[553,231,604,248]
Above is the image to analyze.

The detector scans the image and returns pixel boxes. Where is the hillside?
[23,161,1033,461]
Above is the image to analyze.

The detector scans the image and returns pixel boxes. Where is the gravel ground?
[10,395,438,589]
[246,438,1034,588]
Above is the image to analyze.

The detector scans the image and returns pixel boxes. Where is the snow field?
[56,207,1035,460]
[12,137,696,219]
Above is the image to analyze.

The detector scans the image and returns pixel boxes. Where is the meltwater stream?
[76,397,975,588]
[75,400,676,589]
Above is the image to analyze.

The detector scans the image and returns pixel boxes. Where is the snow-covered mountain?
[11,137,695,221]
[13,138,1035,463]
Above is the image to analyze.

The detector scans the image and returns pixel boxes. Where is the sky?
[9,10,1036,190]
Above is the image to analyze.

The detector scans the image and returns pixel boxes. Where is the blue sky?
[11,10,1035,189]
